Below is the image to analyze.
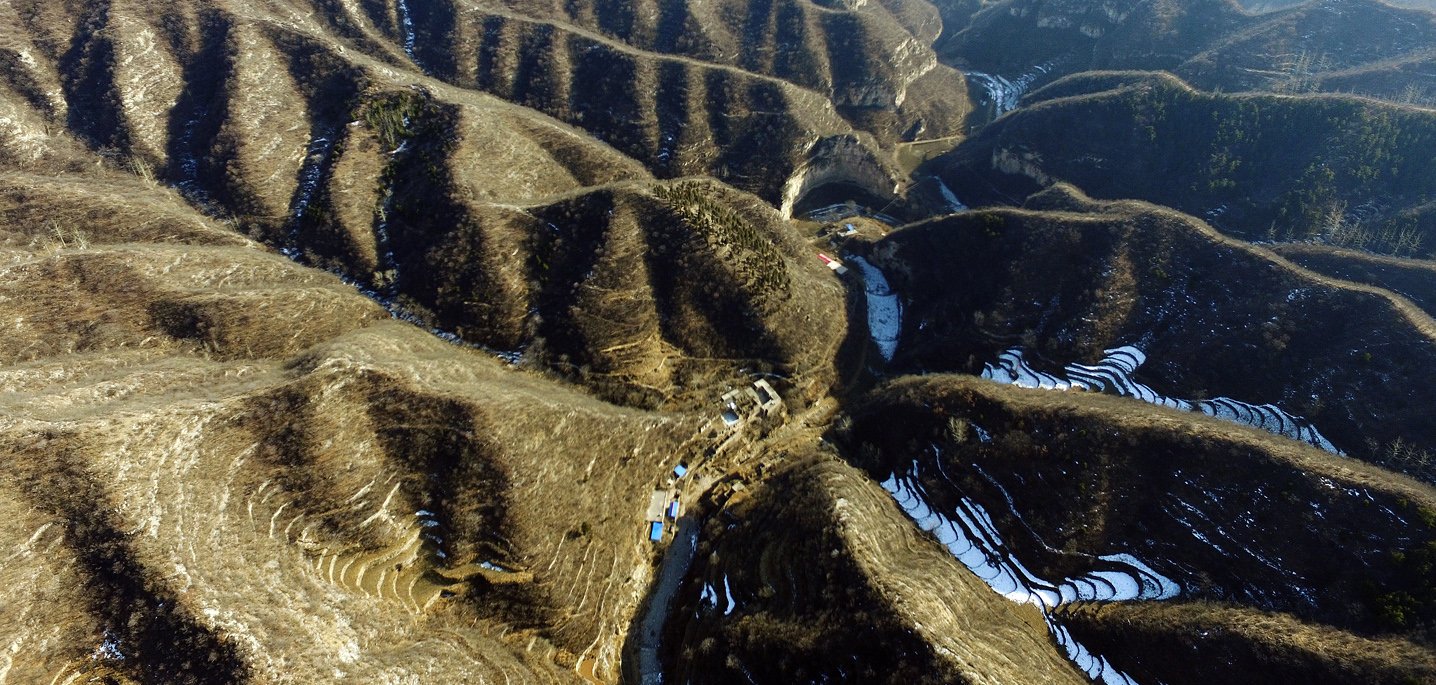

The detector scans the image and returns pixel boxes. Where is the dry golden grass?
[0,264,715,684]
[16,1,1435,682]
[1273,241,1436,317]
[0,162,725,681]
[0,172,249,248]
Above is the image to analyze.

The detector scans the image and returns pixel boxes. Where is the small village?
[642,378,783,544]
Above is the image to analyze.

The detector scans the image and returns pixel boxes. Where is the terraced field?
[981,346,1340,452]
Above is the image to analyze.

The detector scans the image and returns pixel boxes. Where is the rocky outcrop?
[779,134,904,218]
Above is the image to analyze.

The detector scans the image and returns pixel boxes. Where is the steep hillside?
[661,457,1087,685]
[0,0,964,211]
[6,0,1436,682]
[0,1,877,679]
[0,168,732,683]
[0,170,843,678]
[413,0,973,145]
[843,375,1436,668]
[858,189,1436,470]
[0,0,864,409]
[1273,242,1436,316]
[943,0,1244,75]
[1176,0,1436,99]
[939,73,1436,256]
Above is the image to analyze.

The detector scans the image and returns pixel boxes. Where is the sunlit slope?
[0,0,961,208]
[0,159,730,683]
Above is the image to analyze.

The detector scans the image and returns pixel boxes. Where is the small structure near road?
[717,379,785,429]
[720,404,741,426]
[647,490,672,520]
[817,252,849,276]
[752,379,781,412]
[645,489,675,542]
[720,389,748,425]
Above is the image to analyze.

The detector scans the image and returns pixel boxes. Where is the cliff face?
[779,134,903,218]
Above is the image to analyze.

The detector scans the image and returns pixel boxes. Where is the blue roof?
[648,521,664,541]
[673,464,689,477]
[667,502,680,518]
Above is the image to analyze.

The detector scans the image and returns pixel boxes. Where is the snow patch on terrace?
[967,62,1056,116]
[981,346,1342,454]
[881,457,1169,684]
[850,256,902,362]
[722,574,738,615]
[698,575,741,616]
[1048,618,1138,685]
[881,465,1180,609]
